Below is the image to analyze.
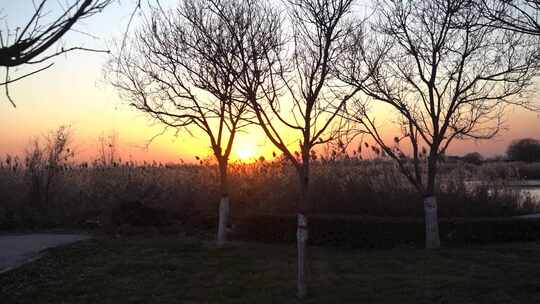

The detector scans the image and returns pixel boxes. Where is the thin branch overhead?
[0,0,112,107]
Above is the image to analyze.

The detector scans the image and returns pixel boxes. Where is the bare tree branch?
[0,0,112,106]
[480,0,540,36]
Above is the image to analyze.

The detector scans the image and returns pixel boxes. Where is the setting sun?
[235,143,257,161]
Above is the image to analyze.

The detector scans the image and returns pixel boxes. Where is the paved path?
[0,234,90,274]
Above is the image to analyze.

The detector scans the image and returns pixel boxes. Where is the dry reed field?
[1,152,538,231]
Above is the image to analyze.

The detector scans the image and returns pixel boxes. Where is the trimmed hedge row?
[235,215,540,248]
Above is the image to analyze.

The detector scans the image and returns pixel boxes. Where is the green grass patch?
[2,238,540,303]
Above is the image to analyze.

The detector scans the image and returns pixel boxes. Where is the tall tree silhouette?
[0,0,112,107]
[338,0,539,249]
[224,0,359,298]
[107,0,254,247]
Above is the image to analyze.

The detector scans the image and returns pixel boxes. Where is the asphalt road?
[0,234,89,274]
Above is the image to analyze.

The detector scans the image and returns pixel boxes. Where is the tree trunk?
[217,195,230,247]
[216,158,229,247]
[424,195,441,249]
[297,212,308,298]
[425,153,441,249]
[296,167,309,299]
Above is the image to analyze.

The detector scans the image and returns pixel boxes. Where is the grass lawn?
[2,238,540,303]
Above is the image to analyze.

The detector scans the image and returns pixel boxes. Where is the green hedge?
[235,215,540,248]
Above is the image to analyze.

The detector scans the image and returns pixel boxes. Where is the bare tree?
[106,0,254,247]
[25,125,74,209]
[97,130,119,167]
[224,0,359,298]
[338,0,540,248]
[481,0,540,36]
[0,0,112,107]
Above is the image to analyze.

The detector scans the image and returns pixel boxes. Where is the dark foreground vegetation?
[2,238,540,304]
[1,156,539,231]
[238,215,540,248]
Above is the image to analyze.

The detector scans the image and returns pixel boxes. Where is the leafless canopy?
[231,0,360,177]
[481,0,540,36]
[107,0,256,169]
[338,0,540,194]
[0,0,112,107]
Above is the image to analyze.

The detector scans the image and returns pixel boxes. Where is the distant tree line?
[507,138,540,162]
[460,138,540,163]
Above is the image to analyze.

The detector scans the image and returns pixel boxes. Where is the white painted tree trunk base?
[424,196,441,249]
[297,213,308,298]
[217,197,230,247]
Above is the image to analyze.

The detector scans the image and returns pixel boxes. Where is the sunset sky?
[1,1,539,164]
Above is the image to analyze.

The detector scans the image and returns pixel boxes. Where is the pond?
[464,180,540,203]
[506,180,540,202]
